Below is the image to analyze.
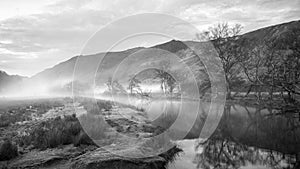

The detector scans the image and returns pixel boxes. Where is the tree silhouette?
[197,23,243,99]
[105,77,126,94]
[154,60,177,95]
[128,75,141,95]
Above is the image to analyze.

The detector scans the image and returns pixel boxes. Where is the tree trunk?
[226,81,231,100]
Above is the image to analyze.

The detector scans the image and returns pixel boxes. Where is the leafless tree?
[197,23,243,99]
[105,77,113,92]
[240,43,268,100]
[263,29,300,103]
[128,75,141,95]
[105,77,126,94]
[154,60,177,95]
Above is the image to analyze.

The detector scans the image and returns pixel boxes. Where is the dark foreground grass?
[0,138,18,161]
[0,98,65,127]
[17,114,97,150]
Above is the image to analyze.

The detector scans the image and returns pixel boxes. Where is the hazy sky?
[0,0,299,76]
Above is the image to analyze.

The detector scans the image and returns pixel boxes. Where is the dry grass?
[18,114,97,150]
[0,98,65,127]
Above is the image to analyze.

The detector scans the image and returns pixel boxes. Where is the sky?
[0,0,299,77]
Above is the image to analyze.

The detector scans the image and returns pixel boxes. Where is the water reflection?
[169,104,300,169]
[193,138,297,169]
[94,96,300,168]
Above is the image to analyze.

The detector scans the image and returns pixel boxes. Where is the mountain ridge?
[0,70,27,94]
[1,20,299,96]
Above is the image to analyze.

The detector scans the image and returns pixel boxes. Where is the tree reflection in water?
[193,104,300,169]
[194,138,297,169]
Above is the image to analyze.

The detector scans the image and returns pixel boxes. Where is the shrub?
[0,113,19,127]
[0,138,18,161]
[18,114,98,150]
[97,100,113,111]
[0,120,10,128]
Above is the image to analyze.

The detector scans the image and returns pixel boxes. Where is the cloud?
[174,0,300,32]
[0,7,116,76]
[0,0,299,76]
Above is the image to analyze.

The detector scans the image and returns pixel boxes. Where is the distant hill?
[26,41,206,95]
[2,20,299,96]
[0,71,26,94]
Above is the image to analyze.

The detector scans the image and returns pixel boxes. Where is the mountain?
[242,20,300,43]
[3,20,300,96]
[27,41,207,96]
[0,71,26,94]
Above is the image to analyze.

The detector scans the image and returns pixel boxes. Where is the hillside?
[242,20,300,44]
[0,71,26,94]
[2,20,300,96]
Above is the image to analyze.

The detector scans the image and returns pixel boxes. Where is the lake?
[95,95,300,168]
[167,104,300,169]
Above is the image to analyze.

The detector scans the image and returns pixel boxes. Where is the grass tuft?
[18,114,97,150]
[0,138,18,161]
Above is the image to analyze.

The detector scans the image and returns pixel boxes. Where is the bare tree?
[263,29,300,103]
[112,80,126,93]
[135,88,152,98]
[105,77,113,92]
[128,75,141,95]
[105,77,126,94]
[197,23,243,99]
[154,60,177,95]
[240,43,268,100]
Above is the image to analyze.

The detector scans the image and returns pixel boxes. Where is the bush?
[0,120,10,128]
[0,112,22,127]
[97,100,113,111]
[0,138,18,161]
[18,114,97,150]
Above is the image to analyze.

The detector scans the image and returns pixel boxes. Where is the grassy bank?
[0,98,183,169]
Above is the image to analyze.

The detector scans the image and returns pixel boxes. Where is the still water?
[165,104,300,169]
[96,96,300,169]
[138,100,300,169]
